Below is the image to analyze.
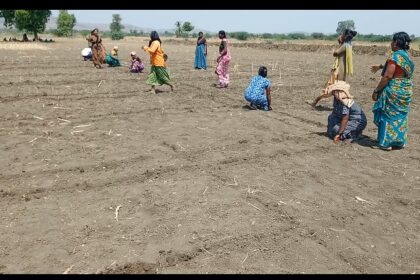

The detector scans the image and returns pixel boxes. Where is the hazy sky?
[52,10,420,36]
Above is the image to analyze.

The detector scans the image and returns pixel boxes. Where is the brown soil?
[0,38,419,274]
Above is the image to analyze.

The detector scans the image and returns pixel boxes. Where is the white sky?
[51,10,420,36]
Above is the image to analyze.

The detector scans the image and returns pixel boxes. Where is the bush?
[111,31,124,40]
[288,33,306,40]
[311,32,324,39]
[230,31,249,41]
[262,33,273,39]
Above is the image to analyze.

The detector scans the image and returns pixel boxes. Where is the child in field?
[244,66,272,111]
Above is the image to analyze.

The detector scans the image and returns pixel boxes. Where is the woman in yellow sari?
[310,29,357,107]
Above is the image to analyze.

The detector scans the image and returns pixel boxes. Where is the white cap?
[81,48,91,56]
[130,51,136,56]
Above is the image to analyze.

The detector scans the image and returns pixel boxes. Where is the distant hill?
[0,16,211,35]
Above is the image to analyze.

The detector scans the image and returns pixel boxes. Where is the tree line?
[1,12,418,43]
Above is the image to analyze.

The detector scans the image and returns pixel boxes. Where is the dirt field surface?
[0,38,419,274]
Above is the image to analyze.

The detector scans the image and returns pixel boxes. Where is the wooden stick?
[62,265,74,274]
[33,115,44,120]
[70,130,84,135]
[73,124,92,129]
[241,253,249,265]
[115,205,122,221]
[248,202,261,211]
[53,106,71,110]
[57,117,71,123]
[355,196,376,205]
[202,247,214,256]
[329,228,345,232]
[98,80,104,87]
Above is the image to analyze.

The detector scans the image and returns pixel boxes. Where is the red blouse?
[388,60,405,77]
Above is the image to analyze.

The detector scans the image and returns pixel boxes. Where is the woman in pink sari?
[215,30,231,88]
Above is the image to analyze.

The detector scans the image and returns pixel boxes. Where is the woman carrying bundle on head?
[310,29,357,107]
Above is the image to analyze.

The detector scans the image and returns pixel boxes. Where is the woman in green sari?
[143,31,174,94]
[372,32,415,151]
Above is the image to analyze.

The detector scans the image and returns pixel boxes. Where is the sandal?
[379,146,392,151]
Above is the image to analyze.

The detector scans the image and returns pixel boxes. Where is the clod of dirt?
[99,262,158,274]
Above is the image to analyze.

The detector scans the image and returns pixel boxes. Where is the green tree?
[1,10,51,39]
[175,21,182,37]
[56,10,76,37]
[336,20,355,34]
[182,21,194,36]
[110,14,124,40]
[0,10,16,27]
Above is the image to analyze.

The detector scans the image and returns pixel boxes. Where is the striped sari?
[373,50,415,149]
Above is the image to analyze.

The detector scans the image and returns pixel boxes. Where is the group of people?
[310,30,415,151]
[193,30,232,89]
[84,28,144,73]
[82,27,415,151]
[2,33,54,43]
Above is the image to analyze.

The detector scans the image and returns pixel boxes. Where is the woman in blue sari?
[372,32,415,151]
[194,32,207,70]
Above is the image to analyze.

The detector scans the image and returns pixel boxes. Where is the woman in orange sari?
[86,28,106,69]
[143,31,174,94]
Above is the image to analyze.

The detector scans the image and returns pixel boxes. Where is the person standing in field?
[371,32,415,151]
[310,29,357,107]
[215,30,231,88]
[143,31,174,94]
[86,28,106,69]
[194,32,207,70]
